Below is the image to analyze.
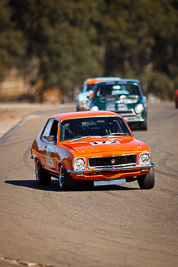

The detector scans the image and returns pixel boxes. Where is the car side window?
[50,120,58,142]
[42,119,59,143]
[43,119,54,139]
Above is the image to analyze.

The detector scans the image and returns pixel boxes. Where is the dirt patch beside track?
[0,103,61,139]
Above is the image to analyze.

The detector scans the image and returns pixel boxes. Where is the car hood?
[65,137,149,155]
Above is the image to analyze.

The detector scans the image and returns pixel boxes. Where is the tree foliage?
[0,0,177,101]
[0,0,25,80]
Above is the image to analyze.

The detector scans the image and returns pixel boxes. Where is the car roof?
[93,79,140,86]
[84,77,120,85]
[52,110,122,121]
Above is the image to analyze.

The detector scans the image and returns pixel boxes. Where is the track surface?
[0,102,178,267]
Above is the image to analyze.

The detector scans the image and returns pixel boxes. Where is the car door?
[40,118,54,168]
[41,119,58,172]
[47,119,59,173]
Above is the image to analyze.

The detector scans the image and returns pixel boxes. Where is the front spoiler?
[68,163,155,175]
[125,117,145,123]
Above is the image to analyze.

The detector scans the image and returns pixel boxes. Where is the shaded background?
[0,0,178,103]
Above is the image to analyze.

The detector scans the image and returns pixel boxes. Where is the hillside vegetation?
[0,0,178,102]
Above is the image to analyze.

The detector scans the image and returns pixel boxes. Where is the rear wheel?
[59,165,77,190]
[35,160,51,185]
[137,168,155,189]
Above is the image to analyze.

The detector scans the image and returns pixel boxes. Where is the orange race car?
[31,111,155,190]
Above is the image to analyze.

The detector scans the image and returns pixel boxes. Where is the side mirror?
[46,135,56,143]
[88,90,94,100]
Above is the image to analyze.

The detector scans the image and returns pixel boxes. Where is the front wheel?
[35,160,51,185]
[137,168,155,189]
[59,165,77,191]
[139,120,147,131]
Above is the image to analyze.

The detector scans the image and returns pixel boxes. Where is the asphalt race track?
[0,102,178,267]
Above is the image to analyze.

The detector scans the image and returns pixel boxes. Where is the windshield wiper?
[69,135,101,142]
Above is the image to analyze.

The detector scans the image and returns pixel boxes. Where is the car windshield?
[83,84,95,92]
[60,116,131,141]
[94,83,141,98]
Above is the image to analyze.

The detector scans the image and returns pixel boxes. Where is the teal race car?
[89,79,148,130]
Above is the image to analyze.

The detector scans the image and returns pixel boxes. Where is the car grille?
[89,154,137,167]
[114,109,136,117]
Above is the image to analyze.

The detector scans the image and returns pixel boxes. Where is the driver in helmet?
[68,121,83,137]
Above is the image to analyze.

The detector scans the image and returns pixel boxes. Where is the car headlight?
[73,157,86,170]
[139,153,151,165]
[135,104,144,114]
[90,106,99,111]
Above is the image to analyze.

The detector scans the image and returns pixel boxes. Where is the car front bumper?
[113,110,146,123]
[68,162,155,175]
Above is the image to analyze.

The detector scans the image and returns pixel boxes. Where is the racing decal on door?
[46,146,54,167]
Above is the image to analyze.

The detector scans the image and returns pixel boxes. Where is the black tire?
[175,101,178,109]
[137,168,155,189]
[139,120,147,131]
[59,165,77,191]
[35,160,51,185]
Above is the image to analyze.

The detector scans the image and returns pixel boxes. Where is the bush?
[141,70,174,100]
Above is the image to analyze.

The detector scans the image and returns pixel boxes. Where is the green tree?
[0,0,25,81]
[40,24,101,101]
[4,0,178,101]
[101,0,178,99]
[9,0,103,101]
